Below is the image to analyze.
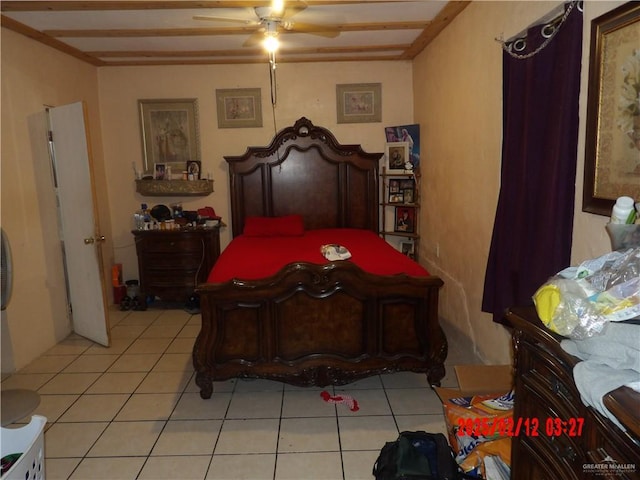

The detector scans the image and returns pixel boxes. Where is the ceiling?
[1,1,470,67]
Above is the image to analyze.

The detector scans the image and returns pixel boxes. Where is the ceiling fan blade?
[193,15,260,26]
[286,22,341,38]
[281,3,308,20]
[242,30,266,48]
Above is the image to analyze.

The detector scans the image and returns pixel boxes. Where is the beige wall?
[1,28,111,371]
[412,1,625,364]
[98,61,414,281]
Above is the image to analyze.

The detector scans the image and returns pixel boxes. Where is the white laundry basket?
[1,415,46,480]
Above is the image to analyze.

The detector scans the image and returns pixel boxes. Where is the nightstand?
[132,227,220,303]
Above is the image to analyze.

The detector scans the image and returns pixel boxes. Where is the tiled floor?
[1,307,477,480]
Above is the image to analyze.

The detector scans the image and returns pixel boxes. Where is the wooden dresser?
[506,306,640,480]
[132,227,220,303]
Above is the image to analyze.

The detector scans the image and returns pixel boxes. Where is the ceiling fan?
[193,0,340,52]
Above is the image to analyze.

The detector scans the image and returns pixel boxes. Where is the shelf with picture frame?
[379,166,421,261]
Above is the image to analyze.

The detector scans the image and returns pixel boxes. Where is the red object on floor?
[320,390,359,412]
[113,285,126,304]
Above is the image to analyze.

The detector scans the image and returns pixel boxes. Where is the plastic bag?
[533,247,640,339]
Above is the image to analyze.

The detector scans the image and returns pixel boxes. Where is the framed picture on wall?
[215,88,263,128]
[336,83,382,124]
[583,3,640,216]
[139,98,201,175]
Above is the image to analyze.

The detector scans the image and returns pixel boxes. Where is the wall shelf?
[379,167,420,260]
[135,179,213,197]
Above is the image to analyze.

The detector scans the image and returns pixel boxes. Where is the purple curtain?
[482,2,583,323]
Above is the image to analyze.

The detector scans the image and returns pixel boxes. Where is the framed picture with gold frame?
[138,98,200,175]
[215,88,263,129]
[336,83,382,124]
[583,2,640,216]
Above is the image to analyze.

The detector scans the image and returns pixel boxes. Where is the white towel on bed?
[560,321,640,431]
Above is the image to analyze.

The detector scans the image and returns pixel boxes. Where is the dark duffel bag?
[373,431,476,480]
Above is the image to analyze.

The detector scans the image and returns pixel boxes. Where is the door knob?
[84,236,105,245]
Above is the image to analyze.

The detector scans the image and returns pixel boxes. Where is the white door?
[48,102,110,346]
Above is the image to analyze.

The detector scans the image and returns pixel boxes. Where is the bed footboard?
[193,262,446,399]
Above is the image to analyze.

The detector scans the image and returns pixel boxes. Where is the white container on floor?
[1,415,47,480]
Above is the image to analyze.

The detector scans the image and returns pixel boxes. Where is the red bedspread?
[208,228,429,282]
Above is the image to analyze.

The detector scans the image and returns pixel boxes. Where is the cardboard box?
[434,365,513,463]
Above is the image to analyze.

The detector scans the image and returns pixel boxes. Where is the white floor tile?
[58,393,129,422]
[87,420,165,457]
[151,419,222,455]
[282,390,337,418]
[338,415,399,451]
[385,387,443,415]
[278,417,340,453]
[214,418,280,454]
[115,393,180,421]
[342,449,382,480]
[207,454,275,480]
[45,422,109,457]
[139,455,212,480]
[274,451,343,480]
[226,391,283,419]
[171,392,232,420]
[69,456,146,479]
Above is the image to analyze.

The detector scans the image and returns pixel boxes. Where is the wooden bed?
[193,117,446,399]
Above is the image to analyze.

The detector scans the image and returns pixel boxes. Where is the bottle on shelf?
[134,204,145,230]
[611,196,636,224]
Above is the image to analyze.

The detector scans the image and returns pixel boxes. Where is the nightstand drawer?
[137,236,204,253]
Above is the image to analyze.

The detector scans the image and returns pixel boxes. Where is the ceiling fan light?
[264,35,280,53]
[271,0,285,15]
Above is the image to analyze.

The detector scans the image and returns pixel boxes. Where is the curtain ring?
[513,38,526,52]
[577,1,583,12]
[541,23,556,38]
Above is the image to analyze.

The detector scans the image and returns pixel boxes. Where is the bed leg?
[427,364,445,388]
[196,372,214,399]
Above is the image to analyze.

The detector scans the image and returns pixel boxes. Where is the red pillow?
[243,215,304,236]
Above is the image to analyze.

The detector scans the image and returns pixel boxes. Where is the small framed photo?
[403,188,415,204]
[216,88,263,128]
[187,160,201,179]
[394,206,415,234]
[400,241,414,259]
[154,163,167,180]
[385,142,410,173]
[388,179,401,193]
[389,192,404,204]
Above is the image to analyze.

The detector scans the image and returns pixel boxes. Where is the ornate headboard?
[225,117,383,238]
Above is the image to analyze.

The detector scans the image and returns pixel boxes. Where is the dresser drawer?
[514,437,580,480]
[137,236,204,253]
[515,380,588,476]
[141,253,204,269]
[518,338,582,418]
[507,307,640,480]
